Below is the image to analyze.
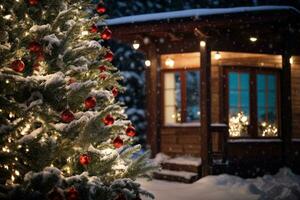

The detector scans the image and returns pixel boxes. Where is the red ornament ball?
[11,60,25,72]
[104,51,114,62]
[96,3,106,14]
[79,154,91,166]
[28,42,42,53]
[112,87,118,97]
[113,136,123,149]
[84,96,96,109]
[90,24,98,33]
[61,109,75,123]
[126,125,136,137]
[100,27,112,40]
[66,187,79,200]
[103,114,114,126]
[28,0,39,6]
[98,65,106,72]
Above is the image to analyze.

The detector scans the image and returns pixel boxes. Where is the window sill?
[164,122,201,128]
[228,138,282,143]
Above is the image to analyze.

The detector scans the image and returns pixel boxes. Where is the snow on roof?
[106,6,300,26]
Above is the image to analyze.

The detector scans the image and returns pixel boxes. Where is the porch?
[107,6,300,178]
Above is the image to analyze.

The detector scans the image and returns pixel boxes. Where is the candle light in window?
[249,37,257,42]
[165,58,175,68]
[132,40,140,50]
[214,52,221,60]
[145,60,151,67]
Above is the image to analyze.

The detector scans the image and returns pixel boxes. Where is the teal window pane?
[268,92,276,107]
[229,73,238,90]
[240,91,249,107]
[240,73,249,90]
[257,92,266,107]
[258,107,266,121]
[257,74,266,91]
[268,75,276,91]
[229,91,238,106]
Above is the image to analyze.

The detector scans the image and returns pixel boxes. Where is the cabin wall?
[291,56,300,139]
[160,127,201,157]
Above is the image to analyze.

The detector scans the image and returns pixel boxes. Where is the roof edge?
[105,6,300,26]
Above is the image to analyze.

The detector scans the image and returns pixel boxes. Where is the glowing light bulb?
[289,57,294,65]
[200,41,206,47]
[250,37,257,42]
[4,15,12,20]
[145,60,151,67]
[11,175,15,182]
[132,41,140,50]
[15,170,20,176]
[214,52,221,60]
[165,58,175,68]
[81,30,89,36]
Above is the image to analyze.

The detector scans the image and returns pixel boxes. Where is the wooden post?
[146,42,161,157]
[199,39,212,176]
[281,51,292,166]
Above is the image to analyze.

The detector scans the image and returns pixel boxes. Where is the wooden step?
[162,157,202,173]
[153,169,199,184]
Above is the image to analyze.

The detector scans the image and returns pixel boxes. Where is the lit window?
[257,74,278,137]
[162,53,200,125]
[228,72,250,137]
[227,69,279,138]
[163,71,200,124]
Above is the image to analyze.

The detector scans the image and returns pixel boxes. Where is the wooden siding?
[291,56,300,138]
[160,126,201,157]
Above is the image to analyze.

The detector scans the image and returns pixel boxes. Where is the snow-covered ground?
[138,168,300,200]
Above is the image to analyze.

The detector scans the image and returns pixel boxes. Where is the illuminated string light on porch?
[249,37,258,42]
[165,58,175,68]
[145,60,151,67]
[200,41,206,47]
[132,40,140,50]
[214,52,221,60]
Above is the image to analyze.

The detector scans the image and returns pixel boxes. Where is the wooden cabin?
[107,6,300,178]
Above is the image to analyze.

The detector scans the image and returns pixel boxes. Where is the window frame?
[223,66,281,139]
[161,68,200,126]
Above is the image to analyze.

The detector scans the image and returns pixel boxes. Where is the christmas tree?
[0,0,155,199]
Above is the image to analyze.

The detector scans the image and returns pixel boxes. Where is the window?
[228,72,250,137]
[161,52,200,125]
[257,74,278,137]
[227,68,279,138]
